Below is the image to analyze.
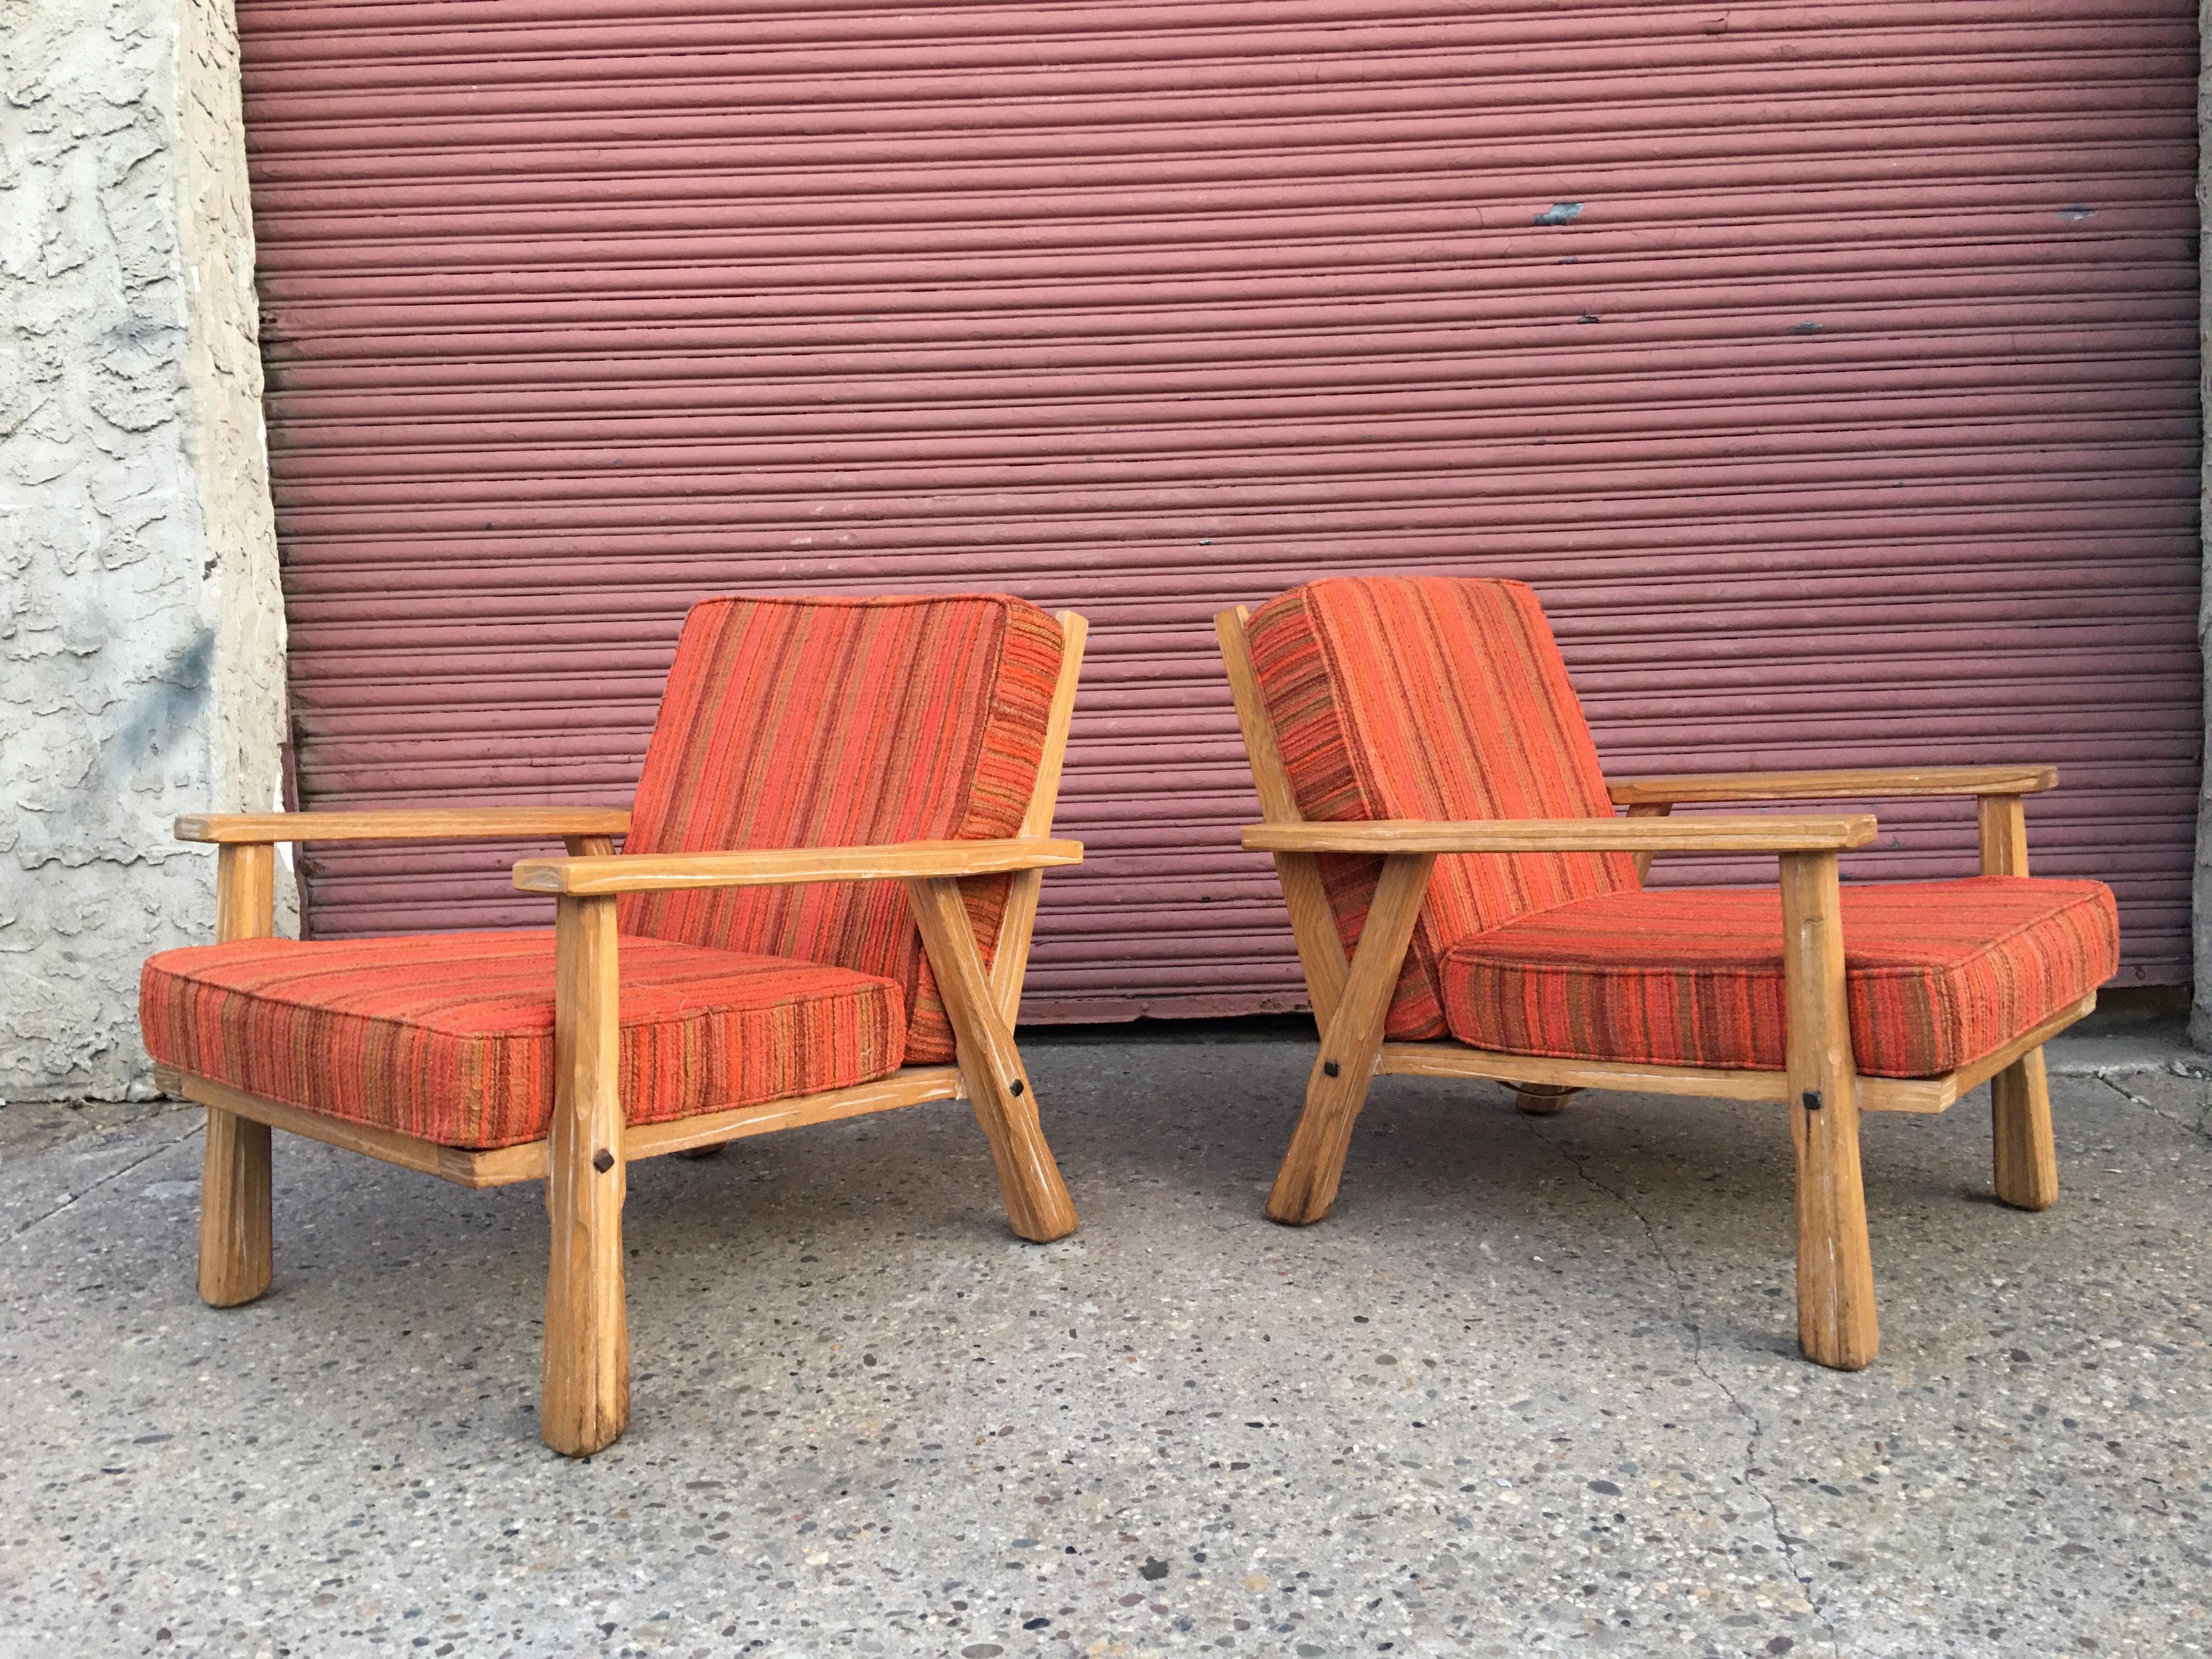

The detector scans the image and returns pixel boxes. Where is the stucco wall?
[2197,0,2212,1046]
[0,0,286,1102]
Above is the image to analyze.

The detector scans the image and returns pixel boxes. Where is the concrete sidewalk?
[2,1030,2206,1658]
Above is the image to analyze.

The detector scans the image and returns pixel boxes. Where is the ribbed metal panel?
[238,0,2201,1014]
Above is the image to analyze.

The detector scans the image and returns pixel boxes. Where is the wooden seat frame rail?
[1215,605,2086,1373]
[164,613,1090,1455]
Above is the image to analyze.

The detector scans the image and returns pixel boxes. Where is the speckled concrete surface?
[3,1035,2208,1658]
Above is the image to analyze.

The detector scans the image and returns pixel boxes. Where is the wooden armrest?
[512,838,1083,896]
[1606,766,2056,806]
[1241,815,1878,855]
[175,808,634,844]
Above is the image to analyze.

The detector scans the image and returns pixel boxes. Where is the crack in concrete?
[2090,1072,2210,1136]
[6,1117,203,1243]
[1520,1105,1844,1658]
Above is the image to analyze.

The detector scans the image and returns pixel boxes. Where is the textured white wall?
[0,0,286,1102]
[2197,0,2212,1045]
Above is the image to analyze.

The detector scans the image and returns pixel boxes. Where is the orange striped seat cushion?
[1248,576,1635,1040]
[139,932,906,1150]
[1438,877,2118,1078]
[620,593,1062,1063]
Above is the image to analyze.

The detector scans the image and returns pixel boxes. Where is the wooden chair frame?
[161,613,1090,1455]
[1215,606,2088,1371]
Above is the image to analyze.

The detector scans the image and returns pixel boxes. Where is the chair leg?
[1265,853,1436,1226]
[1510,1083,1577,1117]
[541,895,629,1457]
[906,877,1078,1242]
[197,1107,272,1307]
[1990,1045,2058,1211]
[1780,853,1879,1371]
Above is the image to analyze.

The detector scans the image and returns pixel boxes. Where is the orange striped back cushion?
[1247,576,1634,1039]
[620,594,1063,1062]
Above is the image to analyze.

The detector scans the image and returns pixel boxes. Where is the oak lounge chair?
[141,594,1085,1454]
[1215,576,2117,1369]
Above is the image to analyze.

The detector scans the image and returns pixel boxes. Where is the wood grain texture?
[990,611,1087,1024]
[1266,852,1437,1225]
[1380,1043,1792,1102]
[541,895,629,1457]
[1990,1046,2060,1211]
[199,842,278,1307]
[906,876,1078,1243]
[179,1073,533,1186]
[177,808,633,843]
[1242,815,1879,855]
[173,1064,974,1190]
[1854,993,2095,1114]
[513,837,1081,896]
[1973,791,2059,1208]
[1977,794,2031,877]
[1608,765,2057,805]
[1509,1083,1578,1115]
[1780,852,1879,1371]
[1215,606,1350,1027]
[1623,801,1673,883]
[623,1067,966,1159]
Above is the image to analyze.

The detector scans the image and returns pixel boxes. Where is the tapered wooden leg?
[1780,852,1879,1371]
[1974,793,2059,1212]
[1510,1083,1578,1116]
[198,1109,272,1306]
[542,895,629,1456]
[200,842,278,1307]
[1266,853,1436,1226]
[1991,1046,2058,1211]
[907,877,1078,1243]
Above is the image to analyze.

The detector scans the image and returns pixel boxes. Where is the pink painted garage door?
[237,0,2203,1013]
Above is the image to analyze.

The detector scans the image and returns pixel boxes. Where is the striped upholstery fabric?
[140,932,906,1149]
[1248,577,1635,1039]
[1439,877,2119,1078]
[619,594,1063,1063]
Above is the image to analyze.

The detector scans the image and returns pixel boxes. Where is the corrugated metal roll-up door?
[238,0,2201,1015]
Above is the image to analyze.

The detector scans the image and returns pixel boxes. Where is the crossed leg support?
[537,881,1078,1458]
[1261,849,1887,1370]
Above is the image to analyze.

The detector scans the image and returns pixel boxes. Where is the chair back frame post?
[1215,607,1352,1026]
[987,612,1088,1023]
[1215,605,1437,1224]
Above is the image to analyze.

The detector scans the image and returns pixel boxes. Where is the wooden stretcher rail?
[1378,992,2094,1116]
[174,1067,969,1190]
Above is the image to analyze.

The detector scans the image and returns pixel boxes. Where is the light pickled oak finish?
[906,875,1078,1243]
[185,1073,533,1187]
[991,613,1089,1024]
[1216,607,1350,1029]
[177,1065,974,1188]
[164,607,1090,1457]
[1780,852,1879,1370]
[176,807,633,843]
[199,842,277,1308]
[543,895,628,1456]
[1623,801,1672,883]
[622,1067,966,1161]
[1380,1042,1792,1103]
[1265,852,1436,1226]
[1608,765,2057,805]
[1978,791,2060,1209]
[512,837,1081,896]
[1214,595,2089,1373]
[1243,815,1880,855]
